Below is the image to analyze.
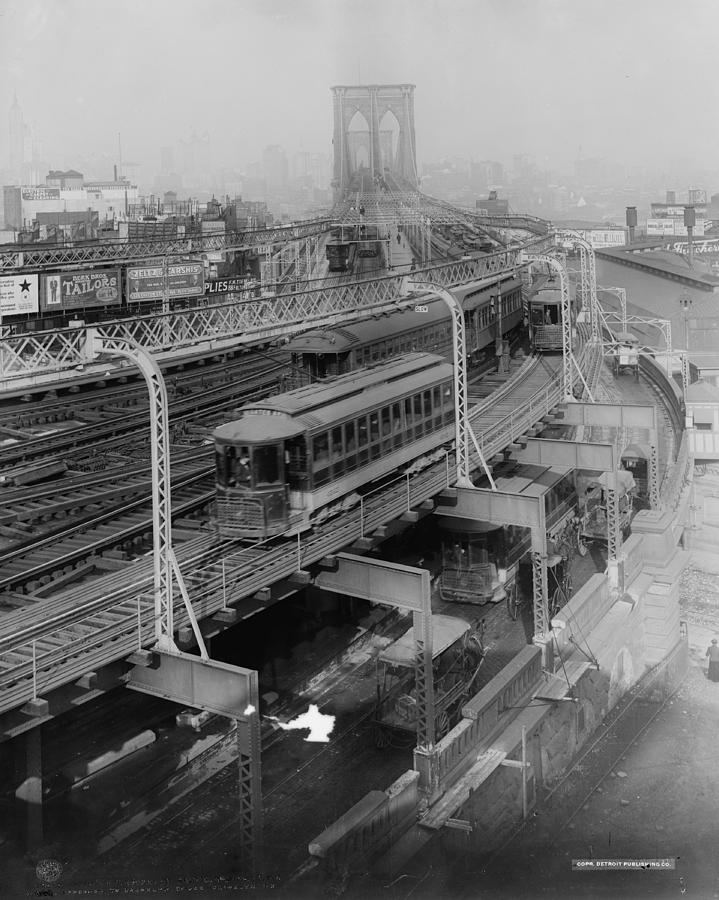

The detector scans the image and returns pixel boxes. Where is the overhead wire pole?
[524,251,594,402]
[86,329,208,660]
[400,278,496,489]
[558,229,600,343]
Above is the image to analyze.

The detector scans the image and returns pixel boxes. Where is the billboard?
[204,276,250,297]
[21,187,60,201]
[41,269,121,311]
[0,274,39,315]
[126,261,204,302]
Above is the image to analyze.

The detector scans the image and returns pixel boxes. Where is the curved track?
[0,341,596,715]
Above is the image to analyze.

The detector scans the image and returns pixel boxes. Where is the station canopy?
[379,614,470,667]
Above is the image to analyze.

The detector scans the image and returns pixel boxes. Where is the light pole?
[400,278,496,489]
[679,290,693,352]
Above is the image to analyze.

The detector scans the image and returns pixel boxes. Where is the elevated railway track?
[0,243,552,391]
[0,342,604,720]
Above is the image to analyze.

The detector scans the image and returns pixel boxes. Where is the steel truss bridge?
[0,240,556,389]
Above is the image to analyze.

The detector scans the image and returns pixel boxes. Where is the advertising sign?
[126,262,204,302]
[0,274,39,315]
[41,269,121,311]
[204,276,250,297]
[21,187,60,201]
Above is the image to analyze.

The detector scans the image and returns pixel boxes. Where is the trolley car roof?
[379,614,471,667]
[284,277,523,353]
[241,353,451,415]
[214,416,305,443]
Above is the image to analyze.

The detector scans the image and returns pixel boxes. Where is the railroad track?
[0,358,286,470]
[0,450,209,551]
[0,470,214,602]
[0,346,579,715]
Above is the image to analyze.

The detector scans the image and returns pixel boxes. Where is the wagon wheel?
[435,709,451,739]
[464,634,486,670]
[506,581,521,620]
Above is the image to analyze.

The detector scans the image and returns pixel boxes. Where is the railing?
[0,351,572,714]
[0,248,532,383]
[414,646,542,793]
[0,218,334,272]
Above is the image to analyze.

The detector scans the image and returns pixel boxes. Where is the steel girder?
[0,250,528,382]
[313,553,436,752]
[237,715,263,874]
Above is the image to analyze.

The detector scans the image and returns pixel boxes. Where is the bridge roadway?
[0,344,597,725]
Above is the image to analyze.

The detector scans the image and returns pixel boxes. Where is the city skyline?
[2,0,719,187]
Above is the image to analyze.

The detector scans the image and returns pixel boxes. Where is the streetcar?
[527,287,572,352]
[576,469,636,555]
[282,275,525,386]
[325,240,352,272]
[610,331,640,379]
[373,614,485,746]
[437,464,580,615]
[213,353,455,539]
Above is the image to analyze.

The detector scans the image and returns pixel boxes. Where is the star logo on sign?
[19,279,31,293]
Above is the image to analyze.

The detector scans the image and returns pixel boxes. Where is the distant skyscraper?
[8,94,25,185]
[263,145,288,193]
[160,145,175,174]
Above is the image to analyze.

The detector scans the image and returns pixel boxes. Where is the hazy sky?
[2,0,718,176]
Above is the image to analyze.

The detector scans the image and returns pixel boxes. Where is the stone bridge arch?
[331,83,417,199]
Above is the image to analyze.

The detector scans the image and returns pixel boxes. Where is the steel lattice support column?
[649,440,660,509]
[558,230,599,342]
[237,712,263,874]
[531,550,549,639]
[86,332,207,656]
[605,482,625,594]
[403,279,495,487]
[413,610,436,751]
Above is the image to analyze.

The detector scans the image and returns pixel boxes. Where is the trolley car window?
[433,387,442,427]
[216,448,228,485]
[413,395,423,437]
[332,426,345,476]
[253,445,280,486]
[405,396,414,424]
[313,433,331,487]
[392,402,403,448]
[441,383,452,424]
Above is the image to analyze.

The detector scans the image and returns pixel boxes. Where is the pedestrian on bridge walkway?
[706,638,719,681]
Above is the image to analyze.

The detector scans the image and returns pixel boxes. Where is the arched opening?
[347,109,370,174]
[378,108,401,175]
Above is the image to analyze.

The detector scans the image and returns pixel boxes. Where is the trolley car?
[528,287,571,352]
[213,353,455,539]
[576,469,636,555]
[610,331,640,379]
[437,464,580,616]
[325,240,352,272]
[283,276,524,386]
[373,614,485,746]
